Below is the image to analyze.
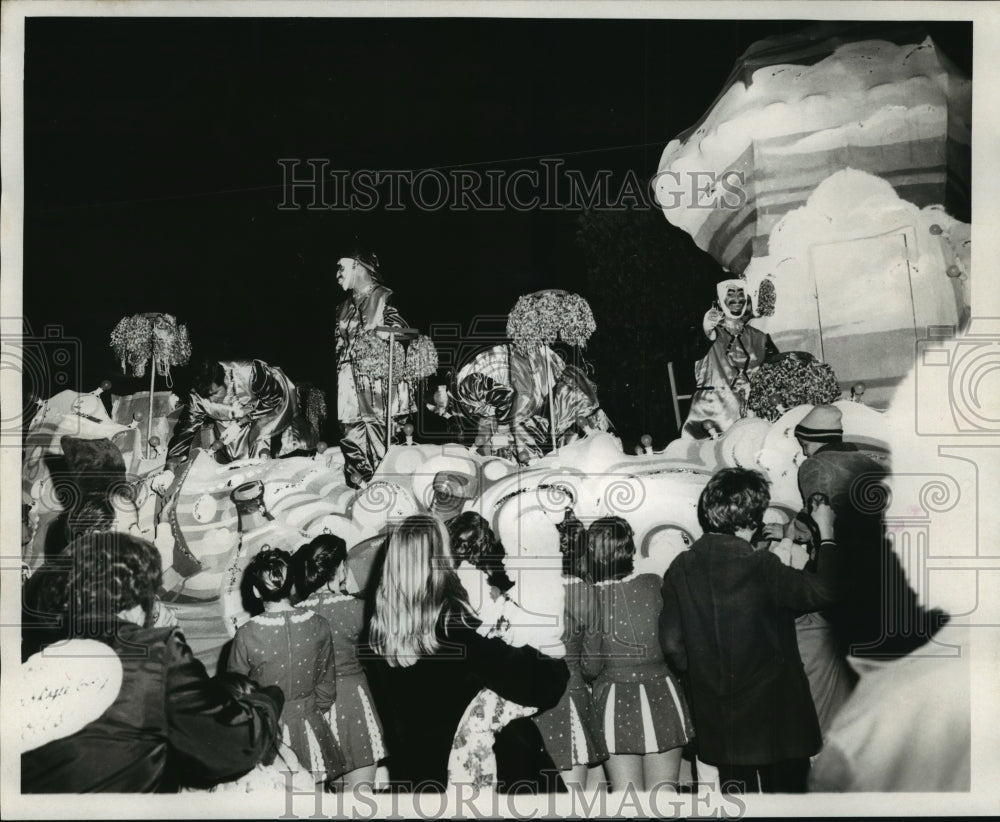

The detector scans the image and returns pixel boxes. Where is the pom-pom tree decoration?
[403,334,439,382]
[754,278,777,317]
[350,330,404,382]
[507,289,597,453]
[353,325,426,452]
[109,312,192,458]
[506,289,596,355]
[110,313,191,380]
[747,352,842,422]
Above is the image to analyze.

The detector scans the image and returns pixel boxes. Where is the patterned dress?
[582,573,693,755]
[228,609,346,781]
[532,578,609,769]
[296,591,386,772]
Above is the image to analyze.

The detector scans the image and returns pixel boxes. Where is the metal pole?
[547,348,557,455]
[385,337,394,453]
[667,361,682,433]
[375,326,417,456]
[146,347,156,459]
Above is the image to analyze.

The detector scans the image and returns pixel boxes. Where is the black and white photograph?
[1,1,997,817]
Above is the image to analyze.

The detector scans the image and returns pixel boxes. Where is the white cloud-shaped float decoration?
[655,30,970,276]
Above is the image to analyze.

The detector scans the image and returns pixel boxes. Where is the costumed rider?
[455,343,611,463]
[165,358,302,470]
[156,358,303,522]
[682,277,779,439]
[334,251,413,487]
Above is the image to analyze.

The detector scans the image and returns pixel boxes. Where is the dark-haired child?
[660,467,841,793]
[228,548,346,786]
[446,512,515,594]
[531,509,609,791]
[582,516,693,793]
[293,535,386,790]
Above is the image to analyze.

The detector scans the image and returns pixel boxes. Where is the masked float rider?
[334,252,413,487]
[682,279,779,439]
[455,343,611,463]
[166,358,301,469]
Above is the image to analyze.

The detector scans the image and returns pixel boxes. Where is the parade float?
[655,23,971,409]
[23,23,945,674]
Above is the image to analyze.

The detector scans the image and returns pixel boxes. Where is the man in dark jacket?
[794,404,945,658]
[659,468,841,793]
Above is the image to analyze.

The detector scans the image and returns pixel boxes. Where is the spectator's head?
[794,404,844,457]
[446,511,493,568]
[698,467,771,537]
[193,359,227,402]
[243,548,294,614]
[556,508,589,581]
[587,516,636,583]
[368,514,470,668]
[448,510,515,592]
[293,534,349,600]
[50,531,162,638]
[66,496,116,538]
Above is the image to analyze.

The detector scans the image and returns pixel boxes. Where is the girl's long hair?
[368,514,472,668]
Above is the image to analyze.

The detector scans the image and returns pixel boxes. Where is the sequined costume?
[683,279,778,439]
[683,323,778,438]
[166,359,299,466]
[455,344,609,461]
[335,284,412,485]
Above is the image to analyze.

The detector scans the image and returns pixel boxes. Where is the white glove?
[703,307,724,338]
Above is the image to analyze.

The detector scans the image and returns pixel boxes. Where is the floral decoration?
[304,386,327,431]
[110,313,191,380]
[506,289,596,354]
[402,334,439,382]
[755,278,777,317]
[351,330,404,381]
[747,352,842,421]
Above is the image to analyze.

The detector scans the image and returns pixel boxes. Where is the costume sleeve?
[164,628,284,789]
[246,360,286,422]
[687,321,717,362]
[579,587,605,682]
[457,372,517,425]
[166,393,208,465]
[762,539,842,612]
[313,624,337,713]
[659,567,688,674]
[380,299,408,330]
[763,333,780,361]
[459,620,569,712]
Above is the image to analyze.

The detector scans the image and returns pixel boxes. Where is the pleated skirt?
[326,672,387,772]
[533,684,609,770]
[282,696,347,782]
[591,665,694,755]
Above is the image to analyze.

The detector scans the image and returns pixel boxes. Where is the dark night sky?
[22,16,972,419]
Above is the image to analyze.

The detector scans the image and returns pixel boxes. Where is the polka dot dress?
[532,578,608,769]
[297,592,386,772]
[584,574,694,755]
[228,609,347,781]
